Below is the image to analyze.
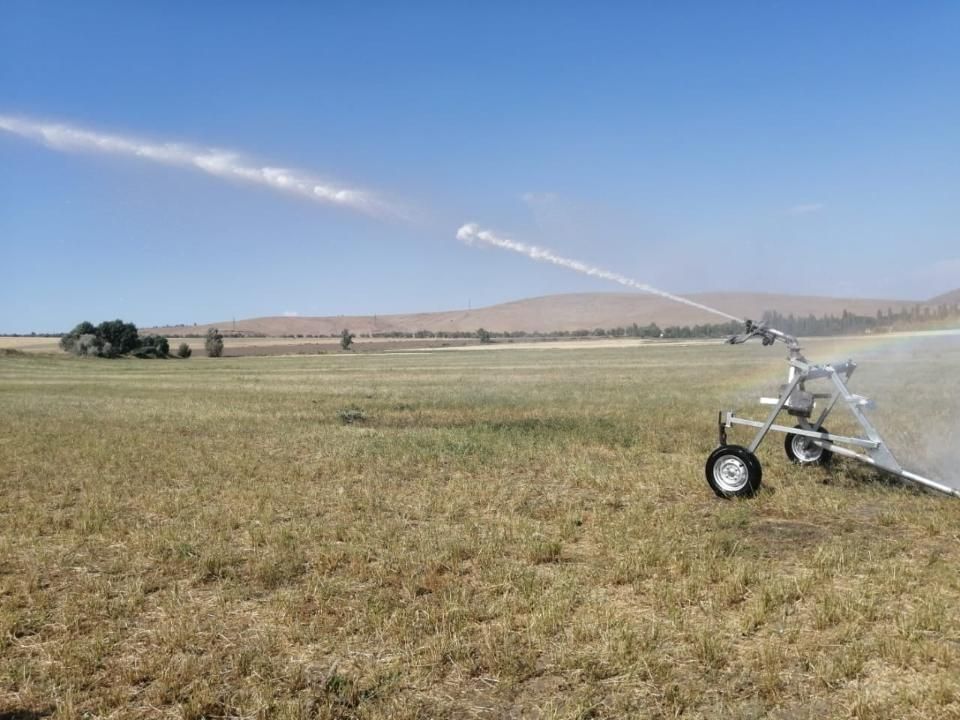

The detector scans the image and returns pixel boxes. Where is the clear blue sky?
[2,2,958,332]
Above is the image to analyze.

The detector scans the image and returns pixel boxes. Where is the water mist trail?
[0,114,393,217]
[456,223,742,322]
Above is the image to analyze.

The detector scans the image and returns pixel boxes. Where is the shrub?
[477,328,492,344]
[130,334,171,359]
[74,333,103,357]
[60,321,97,354]
[205,328,224,357]
[340,329,354,351]
[177,343,192,358]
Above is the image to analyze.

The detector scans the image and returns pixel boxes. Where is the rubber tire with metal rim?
[705,445,763,499]
[784,425,833,466]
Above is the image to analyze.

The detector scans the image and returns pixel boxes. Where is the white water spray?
[0,114,393,217]
[456,223,742,322]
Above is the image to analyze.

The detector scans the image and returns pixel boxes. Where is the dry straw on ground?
[1,337,959,718]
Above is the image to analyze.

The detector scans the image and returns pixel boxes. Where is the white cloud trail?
[456,223,742,322]
[0,114,391,216]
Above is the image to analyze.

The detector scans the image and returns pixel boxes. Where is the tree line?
[357,306,959,342]
[761,302,960,337]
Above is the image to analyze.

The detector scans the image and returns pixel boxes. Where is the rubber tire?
[784,425,833,466]
[705,444,763,499]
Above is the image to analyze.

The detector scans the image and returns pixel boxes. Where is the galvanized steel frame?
[720,322,959,498]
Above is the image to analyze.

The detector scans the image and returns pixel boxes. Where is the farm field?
[1,336,488,357]
[2,337,960,718]
[0,336,480,357]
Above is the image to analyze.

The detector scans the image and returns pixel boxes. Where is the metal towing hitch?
[706,320,960,499]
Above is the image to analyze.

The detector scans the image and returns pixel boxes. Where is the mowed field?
[2,338,960,719]
[0,337,480,357]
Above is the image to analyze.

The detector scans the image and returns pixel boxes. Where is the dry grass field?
[2,337,960,719]
[0,337,63,353]
[0,337,480,358]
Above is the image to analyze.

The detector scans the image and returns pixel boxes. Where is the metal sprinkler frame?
[707,320,960,499]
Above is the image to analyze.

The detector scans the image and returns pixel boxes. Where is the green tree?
[60,320,91,354]
[205,328,224,357]
[60,319,141,357]
[96,319,140,355]
[177,342,192,358]
[74,333,104,356]
[476,328,492,344]
[340,328,355,350]
[135,335,171,358]
[59,321,96,353]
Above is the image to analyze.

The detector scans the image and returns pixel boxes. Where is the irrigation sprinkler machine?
[706,320,960,500]
[453,222,957,500]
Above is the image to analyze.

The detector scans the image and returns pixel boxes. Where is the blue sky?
[2,2,959,332]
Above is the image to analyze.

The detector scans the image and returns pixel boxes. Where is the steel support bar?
[900,470,960,499]
[746,374,801,454]
[726,414,880,450]
[812,388,841,430]
[824,443,960,498]
[828,371,901,470]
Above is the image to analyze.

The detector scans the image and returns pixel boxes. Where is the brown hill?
[149,291,921,337]
[929,288,960,305]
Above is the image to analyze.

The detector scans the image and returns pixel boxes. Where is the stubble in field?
[2,339,959,718]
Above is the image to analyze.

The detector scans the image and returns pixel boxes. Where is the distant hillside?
[929,288,960,306]
[148,291,923,337]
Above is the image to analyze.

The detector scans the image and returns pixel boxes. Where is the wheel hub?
[714,455,748,492]
[791,434,823,463]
